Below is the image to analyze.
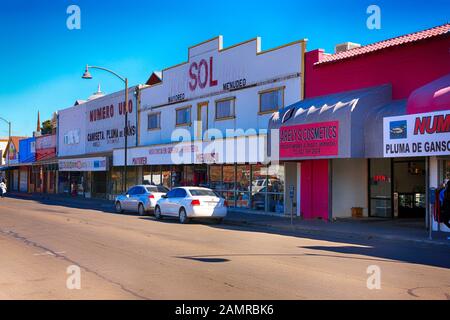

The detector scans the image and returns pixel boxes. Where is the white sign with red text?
[383,110,450,157]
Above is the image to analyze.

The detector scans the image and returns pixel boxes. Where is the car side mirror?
[126,193,130,197]
[162,195,168,199]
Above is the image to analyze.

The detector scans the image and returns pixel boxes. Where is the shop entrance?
[393,158,426,218]
[301,160,329,220]
[369,158,426,219]
[92,171,107,198]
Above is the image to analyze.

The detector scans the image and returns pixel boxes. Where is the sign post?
[289,185,295,226]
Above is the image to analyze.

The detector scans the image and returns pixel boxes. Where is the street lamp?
[82,65,129,193]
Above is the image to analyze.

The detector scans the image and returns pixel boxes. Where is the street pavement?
[0,196,449,300]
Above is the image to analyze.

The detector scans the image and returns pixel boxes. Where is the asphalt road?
[0,197,449,300]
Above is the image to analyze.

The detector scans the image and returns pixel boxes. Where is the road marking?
[33,251,66,257]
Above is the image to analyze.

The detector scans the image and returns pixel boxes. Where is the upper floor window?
[259,87,285,114]
[215,97,235,120]
[147,113,161,130]
[176,106,191,126]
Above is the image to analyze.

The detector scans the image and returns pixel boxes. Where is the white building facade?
[114,36,305,215]
[58,87,138,198]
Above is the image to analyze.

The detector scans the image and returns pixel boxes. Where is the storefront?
[382,74,450,231]
[32,134,58,194]
[269,72,449,228]
[18,137,36,193]
[111,35,304,215]
[270,85,402,219]
[2,136,24,192]
[57,85,138,199]
[114,136,286,215]
[58,156,109,198]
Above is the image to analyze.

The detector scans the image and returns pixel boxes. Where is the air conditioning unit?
[335,42,361,54]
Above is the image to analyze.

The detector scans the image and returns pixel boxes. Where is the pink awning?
[406,73,450,114]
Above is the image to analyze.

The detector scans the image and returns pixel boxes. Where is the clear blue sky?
[0,0,448,137]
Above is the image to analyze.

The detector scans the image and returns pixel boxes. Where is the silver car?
[115,184,169,215]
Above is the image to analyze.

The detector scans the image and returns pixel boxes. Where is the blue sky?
[0,0,448,136]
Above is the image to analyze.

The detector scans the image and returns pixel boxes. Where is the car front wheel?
[115,201,123,213]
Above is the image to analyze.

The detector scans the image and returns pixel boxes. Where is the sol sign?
[188,57,218,91]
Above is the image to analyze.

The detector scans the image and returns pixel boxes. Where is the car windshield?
[146,186,169,193]
[189,189,216,197]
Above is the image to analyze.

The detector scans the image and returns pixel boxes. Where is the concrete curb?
[223,218,450,248]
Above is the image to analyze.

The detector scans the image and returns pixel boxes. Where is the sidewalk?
[6,192,113,211]
[6,192,450,247]
[225,210,450,247]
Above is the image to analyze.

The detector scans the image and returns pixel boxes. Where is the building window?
[147,113,160,130]
[215,97,235,120]
[259,87,285,114]
[176,106,191,126]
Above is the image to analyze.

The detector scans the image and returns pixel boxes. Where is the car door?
[122,187,136,210]
[130,186,144,211]
[171,188,187,215]
[159,189,176,215]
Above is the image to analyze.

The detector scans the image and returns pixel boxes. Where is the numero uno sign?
[189,57,218,91]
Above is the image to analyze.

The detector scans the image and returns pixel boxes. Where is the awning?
[269,84,394,160]
[364,100,407,158]
[406,73,450,115]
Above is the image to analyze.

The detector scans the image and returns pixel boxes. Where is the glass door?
[369,159,392,218]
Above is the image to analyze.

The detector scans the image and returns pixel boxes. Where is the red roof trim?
[316,23,450,65]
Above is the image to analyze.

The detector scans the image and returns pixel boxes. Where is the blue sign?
[19,137,36,163]
[389,120,407,139]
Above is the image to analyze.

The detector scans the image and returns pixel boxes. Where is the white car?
[115,184,169,215]
[154,187,227,224]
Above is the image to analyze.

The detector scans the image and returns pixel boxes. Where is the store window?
[161,165,171,189]
[215,98,235,120]
[223,165,235,190]
[111,167,123,195]
[184,165,194,186]
[209,165,222,190]
[369,159,392,218]
[152,166,162,185]
[148,113,161,130]
[236,165,250,208]
[251,164,266,211]
[176,106,191,126]
[267,164,285,214]
[143,166,152,185]
[259,87,284,114]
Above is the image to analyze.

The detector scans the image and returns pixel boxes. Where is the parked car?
[115,184,169,215]
[154,187,227,224]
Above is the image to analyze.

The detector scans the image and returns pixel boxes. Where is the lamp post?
[82,65,129,193]
[0,117,11,143]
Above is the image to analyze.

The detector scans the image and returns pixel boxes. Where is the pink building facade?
[271,24,450,230]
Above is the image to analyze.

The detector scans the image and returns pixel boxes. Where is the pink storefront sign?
[279,121,339,158]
